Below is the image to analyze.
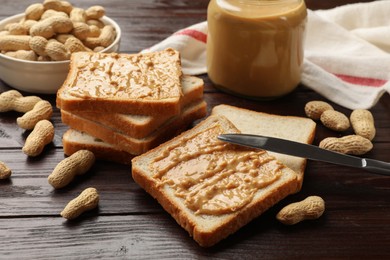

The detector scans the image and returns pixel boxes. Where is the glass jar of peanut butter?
[207,0,307,99]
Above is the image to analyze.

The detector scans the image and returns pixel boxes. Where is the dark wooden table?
[1,0,389,258]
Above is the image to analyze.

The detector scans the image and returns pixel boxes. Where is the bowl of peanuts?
[0,0,121,94]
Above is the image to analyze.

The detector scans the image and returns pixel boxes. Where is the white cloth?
[143,1,390,109]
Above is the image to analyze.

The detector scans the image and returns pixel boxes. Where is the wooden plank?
[0,213,389,259]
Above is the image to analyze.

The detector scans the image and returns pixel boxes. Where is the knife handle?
[363,158,390,176]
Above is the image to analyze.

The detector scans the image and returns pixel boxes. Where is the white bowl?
[0,13,121,94]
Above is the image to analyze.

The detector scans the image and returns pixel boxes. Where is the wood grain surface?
[0,0,389,259]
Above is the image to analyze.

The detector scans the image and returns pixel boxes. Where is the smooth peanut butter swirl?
[66,49,182,99]
[150,124,283,215]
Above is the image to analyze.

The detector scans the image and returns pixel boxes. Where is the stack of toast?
[60,101,316,247]
[57,49,207,160]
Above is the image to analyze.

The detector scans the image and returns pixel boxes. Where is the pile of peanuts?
[0,90,98,220]
[275,101,378,225]
[276,102,376,225]
[304,100,376,155]
[0,0,116,61]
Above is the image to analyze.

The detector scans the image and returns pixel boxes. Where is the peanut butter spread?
[151,124,283,215]
[66,49,182,99]
[207,0,307,98]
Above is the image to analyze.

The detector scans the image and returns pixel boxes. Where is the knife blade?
[218,134,390,176]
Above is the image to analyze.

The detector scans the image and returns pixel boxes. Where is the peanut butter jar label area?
[150,124,283,215]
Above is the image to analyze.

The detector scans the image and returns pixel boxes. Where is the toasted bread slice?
[61,100,207,155]
[63,129,134,165]
[66,75,204,139]
[211,104,316,190]
[131,115,299,247]
[57,48,183,115]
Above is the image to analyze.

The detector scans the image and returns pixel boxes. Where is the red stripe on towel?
[335,74,387,87]
[174,29,207,43]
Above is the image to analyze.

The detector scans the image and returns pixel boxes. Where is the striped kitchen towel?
[143,1,390,109]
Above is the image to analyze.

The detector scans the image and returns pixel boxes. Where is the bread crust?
[61,100,207,155]
[63,129,134,165]
[131,115,299,247]
[57,93,182,116]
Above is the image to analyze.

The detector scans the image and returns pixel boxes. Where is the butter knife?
[218,134,390,176]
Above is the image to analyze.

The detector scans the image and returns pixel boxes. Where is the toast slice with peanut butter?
[131,115,299,247]
[57,48,183,116]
